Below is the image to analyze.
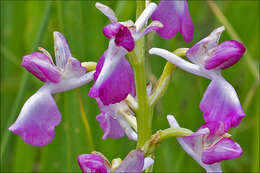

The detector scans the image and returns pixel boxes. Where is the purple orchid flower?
[152,0,194,42]
[149,26,246,131]
[9,32,94,146]
[78,149,154,173]
[89,2,162,105]
[96,98,137,141]
[167,115,242,172]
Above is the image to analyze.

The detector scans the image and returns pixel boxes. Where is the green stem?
[159,128,193,141]
[143,128,193,156]
[1,2,52,161]
[132,0,152,148]
[149,48,188,106]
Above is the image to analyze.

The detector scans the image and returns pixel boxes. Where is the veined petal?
[89,44,134,105]
[152,0,193,42]
[205,40,246,70]
[95,2,118,23]
[63,57,86,79]
[200,76,245,130]
[22,52,61,83]
[115,25,135,51]
[9,89,61,146]
[202,137,242,164]
[115,149,144,173]
[167,115,222,172]
[96,113,125,140]
[54,31,72,69]
[186,26,225,65]
[77,153,109,173]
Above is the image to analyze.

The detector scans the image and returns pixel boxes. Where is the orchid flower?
[95,80,153,141]
[96,98,137,141]
[152,0,194,42]
[89,2,162,105]
[9,32,94,146]
[167,115,242,172]
[78,149,154,173]
[149,26,246,131]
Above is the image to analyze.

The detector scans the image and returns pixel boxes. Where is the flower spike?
[9,32,94,146]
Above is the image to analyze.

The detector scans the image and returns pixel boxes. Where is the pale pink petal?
[9,89,61,146]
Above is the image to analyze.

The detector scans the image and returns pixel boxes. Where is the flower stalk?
[143,127,193,156]
[149,48,188,106]
[132,0,153,148]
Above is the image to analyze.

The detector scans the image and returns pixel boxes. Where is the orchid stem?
[133,0,152,148]
[143,128,193,156]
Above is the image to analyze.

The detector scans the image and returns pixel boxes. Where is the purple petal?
[77,153,108,173]
[186,26,225,64]
[167,115,222,172]
[152,0,193,42]
[54,31,72,69]
[205,40,246,70]
[202,137,242,164]
[116,149,144,173]
[89,50,135,105]
[63,57,86,78]
[115,25,135,51]
[200,76,245,131]
[22,52,61,83]
[96,113,125,140]
[103,23,122,39]
[200,121,226,139]
[8,89,61,146]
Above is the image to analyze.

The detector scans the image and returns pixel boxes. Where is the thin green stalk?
[1,2,52,161]
[133,0,152,148]
[143,128,193,156]
[77,88,94,151]
[207,0,259,83]
[149,48,188,106]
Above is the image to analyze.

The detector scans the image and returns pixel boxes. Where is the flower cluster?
[9,0,246,172]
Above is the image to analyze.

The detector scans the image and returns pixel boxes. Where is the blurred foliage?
[0,1,259,172]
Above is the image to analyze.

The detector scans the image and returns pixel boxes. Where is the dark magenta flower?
[78,149,154,173]
[152,0,194,42]
[168,115,242,172]
[89,2,162,105]
[149,26,246,131]
[9,32,94,146]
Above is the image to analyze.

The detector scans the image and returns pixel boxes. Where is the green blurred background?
[1,1,259,172]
